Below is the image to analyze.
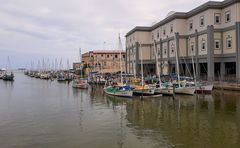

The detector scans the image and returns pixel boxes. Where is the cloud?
[0,0,221,68]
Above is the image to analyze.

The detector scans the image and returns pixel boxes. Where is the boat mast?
[153,40,162,88]
[175,35,181,87]
[79,48,83,78]
[118,33,123,84]
[189,37,197,87]
[140,43,144,87]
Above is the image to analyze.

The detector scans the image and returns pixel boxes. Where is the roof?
[92,50,126,54]
[126,0,240,36]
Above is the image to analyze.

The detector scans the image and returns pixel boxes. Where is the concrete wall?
[223,29,236,54]
[198,34,208,55]
[139,46,151,60]
[179,39,187,57]
[214,32,222,54]
[169,40,175,58]
[162,42,168,58]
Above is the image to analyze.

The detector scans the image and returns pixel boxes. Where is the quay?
[214,82,240,91]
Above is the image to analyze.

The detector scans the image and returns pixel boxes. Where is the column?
[236,22,240,82]
[220,62,225,81]
[207,25,215,81]
[160,39,163,74]
[175,32,180,74]
[136,42,139,76]
[195,30,200,79]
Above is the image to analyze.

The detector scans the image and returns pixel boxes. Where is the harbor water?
[1,72,240,148]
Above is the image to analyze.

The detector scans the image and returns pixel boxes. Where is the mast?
[79,48,83,78]
[153,40,162,88]
[118,33,123,84]
[140,43,144,87]
[175,35,181,87]
[190,37,197,87]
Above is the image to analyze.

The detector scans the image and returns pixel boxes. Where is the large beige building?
[82,50,126,74]
[126,0,240,82]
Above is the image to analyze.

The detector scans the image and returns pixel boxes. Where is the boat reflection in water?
[105,91,240,148]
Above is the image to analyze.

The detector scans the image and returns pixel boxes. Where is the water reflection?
[106,92,240,148]
[1,73,240,148]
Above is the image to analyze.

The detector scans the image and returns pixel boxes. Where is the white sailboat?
[174,36,195,95]
[152,41,174,95]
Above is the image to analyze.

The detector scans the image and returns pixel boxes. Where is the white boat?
[175,86,196,95]
[72,79,89,89]
[155,87,174,95]
[195,84,213,93]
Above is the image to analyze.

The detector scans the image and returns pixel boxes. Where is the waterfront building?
[126,0,240,82]
[81,50,126,74]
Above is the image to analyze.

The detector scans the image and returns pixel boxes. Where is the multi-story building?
[82,50,126,74]
[126,0,240,82]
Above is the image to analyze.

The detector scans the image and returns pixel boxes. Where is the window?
[157,32,159,38]
[107,55,109,58]
[170,25,173,33]
[215,13,221,24]
[123,55,125,59]
[163,28,166,36]
[152,34,154,40]
[201,39,206,50]
[164,47,167,55]
[226,36,232,49]
[191,44,194,52]
[189,20,193,30]
[200,16,204,26]
[101,54,103,57]
[225,11,231,23]
[171,44,174,53]
[115,54,118,58]
[215,40,220,49]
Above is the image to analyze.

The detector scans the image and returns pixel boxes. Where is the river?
[0,72,240,148]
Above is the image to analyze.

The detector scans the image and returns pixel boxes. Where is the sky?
[0,0,221,69]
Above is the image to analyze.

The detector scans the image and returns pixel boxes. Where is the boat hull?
[175,87,195,95]
[72,83,89,89]
[133,88,155,95]
[104,87,133,97]
[155,87,174,95]
[195,84,213,94]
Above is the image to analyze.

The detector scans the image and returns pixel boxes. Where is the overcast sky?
[0,0,221,69]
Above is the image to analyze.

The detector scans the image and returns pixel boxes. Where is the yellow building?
[82,50,126,74]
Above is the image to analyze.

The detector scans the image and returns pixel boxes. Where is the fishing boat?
[57,72,66,81]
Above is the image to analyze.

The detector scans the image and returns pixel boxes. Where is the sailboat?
[72,48,89,89]
[131,43,155,95]
[3,56,14,81]
[104,34,133,97]
[152,41,174,95]
[189,42,213,94]
[173,36,195,95]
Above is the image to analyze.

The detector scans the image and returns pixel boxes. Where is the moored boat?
[3,72,14,81]
[72,78,89,89]
[104,85,133,97]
